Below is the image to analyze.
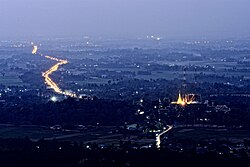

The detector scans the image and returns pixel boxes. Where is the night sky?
[0,0,250,38]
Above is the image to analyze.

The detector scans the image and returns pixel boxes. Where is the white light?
[139,111,144,115]
[50,96,57,102]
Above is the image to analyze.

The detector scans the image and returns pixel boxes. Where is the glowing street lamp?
[50,96,57,102]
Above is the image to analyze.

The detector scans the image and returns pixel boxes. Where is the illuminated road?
[32,45,77,98]
[156,125,173,148]
[32,45,38,54]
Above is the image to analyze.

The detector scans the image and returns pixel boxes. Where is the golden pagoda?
[172,91,195,106]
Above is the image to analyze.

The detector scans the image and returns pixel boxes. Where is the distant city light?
[50,96,58,102]
[139,111,144,115]
[32,45,38,54]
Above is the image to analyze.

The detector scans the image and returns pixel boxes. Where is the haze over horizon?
[0,0,250,39]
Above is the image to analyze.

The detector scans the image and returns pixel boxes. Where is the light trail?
[32,45,78,98]
[156,125,173,149]
[32,45,38,54]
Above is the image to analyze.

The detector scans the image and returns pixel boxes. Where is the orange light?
[32,46,79,98]
[172,91,194,106]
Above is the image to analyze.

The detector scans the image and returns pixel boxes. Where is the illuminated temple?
[171,91,197,106]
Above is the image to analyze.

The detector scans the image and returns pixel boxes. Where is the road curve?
[32,45,77,98]
[156,125,173,148]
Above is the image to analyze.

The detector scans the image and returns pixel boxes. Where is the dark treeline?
[0,98,136,127]
[1,96,250,129]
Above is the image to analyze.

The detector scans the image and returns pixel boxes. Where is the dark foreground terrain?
[0,138,250,167]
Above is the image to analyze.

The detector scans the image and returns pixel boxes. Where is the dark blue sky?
[0,0,250,39]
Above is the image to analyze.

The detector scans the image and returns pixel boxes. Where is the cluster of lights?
[146,35,161,41]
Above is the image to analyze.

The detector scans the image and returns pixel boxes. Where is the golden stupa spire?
[177,91,183,104]
[176,91,185,106]
[172,91,194,106]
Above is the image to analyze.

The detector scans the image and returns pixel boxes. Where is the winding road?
[32,45,77,98]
